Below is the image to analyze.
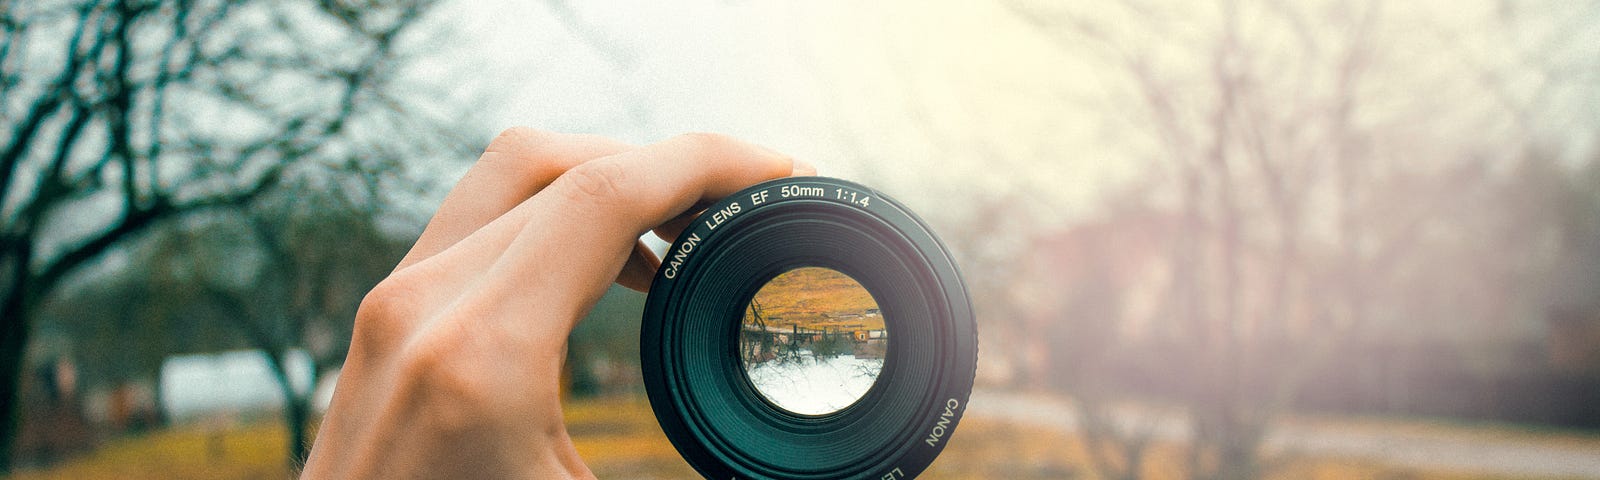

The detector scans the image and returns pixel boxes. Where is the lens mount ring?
[642,177,977,480]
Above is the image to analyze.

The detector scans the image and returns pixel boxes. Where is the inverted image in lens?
[740,267,887,416]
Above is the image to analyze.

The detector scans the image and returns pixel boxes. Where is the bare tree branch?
[0,2,105,213]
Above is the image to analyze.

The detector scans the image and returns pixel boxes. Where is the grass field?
[6,394,1589,479]
[750,267,886,332]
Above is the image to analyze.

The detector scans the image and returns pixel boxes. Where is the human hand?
[301,129,812,479]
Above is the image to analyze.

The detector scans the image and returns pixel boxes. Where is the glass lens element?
[740,267,887,415]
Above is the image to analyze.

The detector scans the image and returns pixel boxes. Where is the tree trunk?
[0,304,29,474]
[0,252,34,474]
[286,394,310,467]
[264,351,312,470]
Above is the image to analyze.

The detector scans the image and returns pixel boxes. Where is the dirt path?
[968,389,1600,478]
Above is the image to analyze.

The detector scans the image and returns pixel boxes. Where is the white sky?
[29,0,1600,297]
[418,0,1132,225]
[416,0,1599,231]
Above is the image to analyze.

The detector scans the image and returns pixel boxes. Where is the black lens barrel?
[642,177,977,480]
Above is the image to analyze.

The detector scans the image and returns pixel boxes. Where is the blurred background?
[2,0,1599,478]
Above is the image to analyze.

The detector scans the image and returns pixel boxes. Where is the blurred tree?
[929,192,1037,378]
[565,285,646,398]
[189,180,409,466]
[1005,1,1600,479]
[0,0,445,471]
[1027,187,1171,480]
[38,231,242,427]
[34,177,413,467]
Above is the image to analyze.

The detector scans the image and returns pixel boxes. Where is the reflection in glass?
[740,267,887,415]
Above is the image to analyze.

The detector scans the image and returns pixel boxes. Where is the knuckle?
[398,334,462,389]
[486,126,547,154]
[556,160,632,205]
[480,126,555,176]
[353,276,424,352]
[395,325,495,427]
[359,276,417,317]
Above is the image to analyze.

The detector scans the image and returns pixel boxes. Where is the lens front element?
[741,267,888,416]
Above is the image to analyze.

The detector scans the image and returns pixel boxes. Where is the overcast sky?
[411,0,1599,230]
[415,1,1133,222]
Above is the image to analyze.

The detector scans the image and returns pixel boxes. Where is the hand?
[301,129,812,479]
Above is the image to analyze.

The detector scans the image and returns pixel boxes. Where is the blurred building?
[1547,307,1600,374]
[158,349,328,423]
[1016,207,1600,428]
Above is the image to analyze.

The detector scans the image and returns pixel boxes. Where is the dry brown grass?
[6,421,290,480]
[5,395,1582,479]
[751,267,885,331]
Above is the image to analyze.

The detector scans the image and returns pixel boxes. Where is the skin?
[301,128,814,479]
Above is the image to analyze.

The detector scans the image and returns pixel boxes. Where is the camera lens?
[740,267,888,416]
[642,176,976,480]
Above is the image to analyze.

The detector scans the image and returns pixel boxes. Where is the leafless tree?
[1003,1,1599,478]
[0,0,444,471]
[191,182,407,466]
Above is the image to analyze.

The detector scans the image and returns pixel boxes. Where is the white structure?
[158,349,320,422]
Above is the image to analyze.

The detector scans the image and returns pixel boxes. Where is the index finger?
[396,128,631,272]
[481,133,795,321]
